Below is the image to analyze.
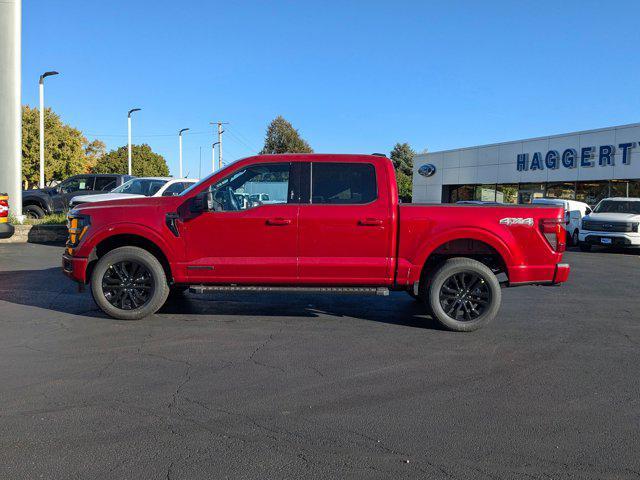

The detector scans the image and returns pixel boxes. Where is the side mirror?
[585,208,592,215]
[190,191,214,213]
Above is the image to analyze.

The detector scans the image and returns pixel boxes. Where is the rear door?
[297,161,394,285]
[93,176,118,193]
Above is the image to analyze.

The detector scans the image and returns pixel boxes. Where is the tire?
[24,204,45,219]
[579,242,592,252]
[423,258,501,332]
[90,246,169,320]
[571,229,579,246]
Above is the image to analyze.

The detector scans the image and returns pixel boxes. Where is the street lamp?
[178,128,189,178]
[127,108,141,176]
[39,71,59,188]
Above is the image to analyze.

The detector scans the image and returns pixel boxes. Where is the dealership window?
[575,181,609,206]
[447,185,474,203]
[545,182,576,200]
[474,184,498,202]
[518,183,545,204]
[496,184,518,204]
[628,180,640,197]
[311,163,376,204]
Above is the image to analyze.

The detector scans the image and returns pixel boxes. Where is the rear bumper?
[509,262,570,286]
[0,222,14,239]
[62,253,88,283]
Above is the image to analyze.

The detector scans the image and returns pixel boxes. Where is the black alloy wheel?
[438,271,491,322]
[102,260,154,310]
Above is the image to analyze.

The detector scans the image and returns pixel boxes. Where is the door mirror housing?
[190,191,214,213]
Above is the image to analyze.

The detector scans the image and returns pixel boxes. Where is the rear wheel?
[91,246,169,320]
[579,242,592,252]
[424,258,501,332]
[24,204,45,219]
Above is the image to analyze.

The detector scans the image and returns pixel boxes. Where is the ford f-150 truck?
[62,154,570,331]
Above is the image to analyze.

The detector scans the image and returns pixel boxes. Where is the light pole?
[210,121,227,170]
[178,128,189,178]
[39,71,59,188]
[212,141,220,172]
[127,108,141,176]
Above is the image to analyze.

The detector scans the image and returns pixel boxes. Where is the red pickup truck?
[63,154,569,331]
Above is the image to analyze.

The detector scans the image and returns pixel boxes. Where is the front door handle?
[266,217,292,226]
[358,218,384,226]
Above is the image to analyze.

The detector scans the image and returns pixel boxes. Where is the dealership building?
[412,123,640,205]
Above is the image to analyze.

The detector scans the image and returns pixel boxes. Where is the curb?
[0,224,67,244]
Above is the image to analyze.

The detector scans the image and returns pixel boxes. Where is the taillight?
[0,194,8,224]
[540,218,566,252]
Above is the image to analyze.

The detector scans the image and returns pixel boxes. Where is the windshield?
[593,200,640,214]
[179,157,247,196]
[111,178,168,196]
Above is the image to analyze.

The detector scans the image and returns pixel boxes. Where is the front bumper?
[62,253,89,283]
[0,222,14,239]
[579,231,640,247]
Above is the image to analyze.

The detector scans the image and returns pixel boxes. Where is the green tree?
[396,172,413,203]
[22,105,88,188]
[83,139,106,173]
[390,142,419,202]
[260,116,313,154]
[390,142,416,176]
[92,144,169,177]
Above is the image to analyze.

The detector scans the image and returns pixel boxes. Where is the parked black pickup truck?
[22,174,133,219]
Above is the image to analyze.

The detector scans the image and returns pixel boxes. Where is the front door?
[297,161,394,285]
[182,162,299,283]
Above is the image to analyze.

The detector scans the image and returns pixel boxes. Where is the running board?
[188,285,390,296]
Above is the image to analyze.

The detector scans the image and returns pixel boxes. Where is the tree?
[390,142,418,202]
[22,105,88,188]
[83,139,106,173]
[260,116,313,154]
[390,142,416,176]
[92,144,169,177]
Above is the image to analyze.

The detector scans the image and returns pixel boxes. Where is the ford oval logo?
[418,164,437,177]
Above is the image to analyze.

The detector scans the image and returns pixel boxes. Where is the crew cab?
[23,174,133,219]
[579,197,640,251]
[62,154,569,331]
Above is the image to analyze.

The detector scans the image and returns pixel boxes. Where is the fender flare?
[408,227,515,283]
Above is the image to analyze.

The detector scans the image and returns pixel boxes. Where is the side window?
[208,163,291,211]
[94,176,117,191]
[311,163,377,204]
[162,182,190,196]
[60,176,93,194]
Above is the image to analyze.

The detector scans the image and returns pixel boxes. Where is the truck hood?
[583,212,640,222]
[71,193,144,204]
[71,195,183,215]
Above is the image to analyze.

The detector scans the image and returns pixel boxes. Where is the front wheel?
[91,246,169,320]
[424,258,501,332]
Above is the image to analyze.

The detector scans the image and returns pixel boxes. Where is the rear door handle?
[266,217,292,226]
[358,218,384,226]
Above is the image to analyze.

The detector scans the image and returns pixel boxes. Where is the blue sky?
[22,0,640,177]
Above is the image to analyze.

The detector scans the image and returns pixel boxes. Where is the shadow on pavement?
[0,267,444,330]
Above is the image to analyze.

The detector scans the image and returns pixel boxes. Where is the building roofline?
[417,122,640,157]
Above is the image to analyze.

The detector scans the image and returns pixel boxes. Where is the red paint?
[63,154,569,289]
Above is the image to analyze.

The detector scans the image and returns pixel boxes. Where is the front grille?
[582,220,637,233]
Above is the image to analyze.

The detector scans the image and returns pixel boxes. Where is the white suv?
[578,197,640,251]
[532,198,592,246]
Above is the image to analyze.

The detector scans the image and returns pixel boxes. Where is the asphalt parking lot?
[0,244,638,479]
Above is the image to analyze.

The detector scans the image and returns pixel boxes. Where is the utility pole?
[178,128,189,178]
[127,108,141,176]
[212,141,219,172]
[210,121,227,170]
[38,70,59,188]
[0,0,22,218]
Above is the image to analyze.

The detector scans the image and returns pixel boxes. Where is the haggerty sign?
[517,142,637,171]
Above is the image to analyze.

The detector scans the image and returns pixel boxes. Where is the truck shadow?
[0,267,445,330]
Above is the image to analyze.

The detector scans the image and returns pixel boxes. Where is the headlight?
[66,213,90,253]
